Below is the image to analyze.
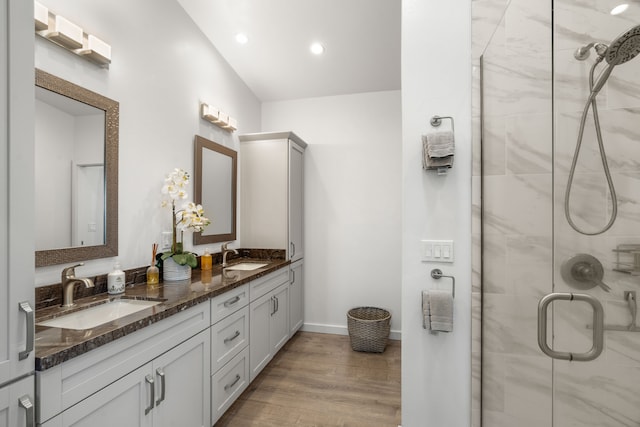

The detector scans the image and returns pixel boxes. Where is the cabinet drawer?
[210,284,248,324]
[249,269,289,302]
[211,306,248,373]
[211,346,249,424]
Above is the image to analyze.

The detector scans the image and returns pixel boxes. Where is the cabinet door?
[0,0,35,387]
[249,291,274,381]
[153,330,210,427]
[270,283,289,354]
[0,376,34,427]
[289,260,304,335]
[289,141,304,262]
[42,364,152,427]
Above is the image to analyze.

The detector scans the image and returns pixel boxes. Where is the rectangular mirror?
[35,68,119,267]
[193,135,237,245]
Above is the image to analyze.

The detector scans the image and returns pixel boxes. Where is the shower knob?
[561,254,611,292]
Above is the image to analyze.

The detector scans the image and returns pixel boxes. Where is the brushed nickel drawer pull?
[145,375,155,415]
[19,302,34,360]
[155,368,166,406]
[224,330,241,344]
[18,395,34,427]
[224,374,241,392]
[223,296,241,307]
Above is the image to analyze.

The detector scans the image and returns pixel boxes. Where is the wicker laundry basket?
[347,307,391,353]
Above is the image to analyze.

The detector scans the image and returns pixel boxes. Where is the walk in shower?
[476,0,640,425]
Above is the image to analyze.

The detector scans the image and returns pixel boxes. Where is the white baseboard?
[301,322,401,341]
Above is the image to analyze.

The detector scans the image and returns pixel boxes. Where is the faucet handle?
[61,263,84,279]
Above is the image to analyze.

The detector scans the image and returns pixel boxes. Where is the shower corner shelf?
[612,244,640,275]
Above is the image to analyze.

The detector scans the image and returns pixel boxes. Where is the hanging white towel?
[422,134,455,170]
[429,290,454,332]
[426,131,455,158]
[422,290,454,332]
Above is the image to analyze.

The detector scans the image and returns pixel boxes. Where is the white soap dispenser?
[107,262,126,295]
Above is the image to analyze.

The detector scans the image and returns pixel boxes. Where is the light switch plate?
[421,239,454,263]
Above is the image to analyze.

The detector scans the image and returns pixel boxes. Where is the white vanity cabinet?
[249,271,290,381]
[289,259,304,335]
[239,132,306,262]
[210,285,250,424]
[37,303,211,427]
[41,329,210,427]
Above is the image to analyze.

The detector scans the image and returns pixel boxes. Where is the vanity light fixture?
[35,2,112,68]
[77,34,112,65]
[200,103,237,132]
[34,2,48,31]
[47,14,83,49]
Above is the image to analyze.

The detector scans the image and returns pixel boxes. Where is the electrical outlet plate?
[421,240,454,263]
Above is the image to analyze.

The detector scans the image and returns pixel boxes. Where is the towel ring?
[430,115,455,134]
[431,268,455,298]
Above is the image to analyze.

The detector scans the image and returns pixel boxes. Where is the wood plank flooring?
[215,331,401,427]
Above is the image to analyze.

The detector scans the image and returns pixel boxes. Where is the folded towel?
[426,131,455,158]
[422,135,455,170]
[427,290,454,333]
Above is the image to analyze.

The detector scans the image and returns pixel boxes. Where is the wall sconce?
[200,103,238,132]
[35,2,112,67]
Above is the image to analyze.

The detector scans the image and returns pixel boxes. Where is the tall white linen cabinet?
[239,131,306,354]
[0,0,36,426]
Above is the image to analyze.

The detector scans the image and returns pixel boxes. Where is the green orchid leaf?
[172,253,188,265]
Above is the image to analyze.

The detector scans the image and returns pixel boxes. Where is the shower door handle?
[537,293,604,361]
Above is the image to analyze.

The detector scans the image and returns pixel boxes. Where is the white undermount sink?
[224,262,268,271]
[37,299,161,330]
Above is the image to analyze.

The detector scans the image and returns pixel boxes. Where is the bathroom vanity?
[34,259,303,426]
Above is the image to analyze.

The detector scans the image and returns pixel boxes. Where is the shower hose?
[564,56,618,236]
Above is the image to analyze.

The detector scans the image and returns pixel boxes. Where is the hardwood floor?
[215,331,401,427]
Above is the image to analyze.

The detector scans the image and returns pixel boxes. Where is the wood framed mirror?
[193,135,237,245]
[35,68,119,267]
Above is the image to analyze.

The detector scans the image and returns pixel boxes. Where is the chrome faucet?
[61,263,94,307]
[221,242,239,268]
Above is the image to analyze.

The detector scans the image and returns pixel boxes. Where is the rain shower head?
[604,24,640,65]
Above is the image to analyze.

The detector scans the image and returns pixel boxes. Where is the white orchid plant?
[160,168,210,267]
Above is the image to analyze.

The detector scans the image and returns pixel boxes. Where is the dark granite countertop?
[35,258,290,371]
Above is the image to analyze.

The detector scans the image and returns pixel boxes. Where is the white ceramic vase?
[163,256,192,282]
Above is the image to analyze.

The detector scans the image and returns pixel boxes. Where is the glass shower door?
[480,0,640,425]
[552,0,640,425]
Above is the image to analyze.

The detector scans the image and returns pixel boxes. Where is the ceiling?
[177,0,401,102]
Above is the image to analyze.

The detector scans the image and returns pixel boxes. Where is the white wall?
[262,90,402,335]
[401,1,472,426]
[34,0,262,285]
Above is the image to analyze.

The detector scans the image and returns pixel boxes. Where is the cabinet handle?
[275,296,279,313]
[291,270,296,284]
[18,302,33,360]
[270,296,276,316]
[18,395,34,427]
[224,330,241,344]
[290,242,296,257]
[224,374,241,392]
[145,375,155,415]
[156,368,166,406]
[223,295,241,308]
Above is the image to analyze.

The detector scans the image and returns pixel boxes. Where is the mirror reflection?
[194,135,237,245]
[35,69,119,267]
[35,86,106,249]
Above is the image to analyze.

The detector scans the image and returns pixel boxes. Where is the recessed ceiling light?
[235,33,249,44]
[610,3,629,14]
[310,43,325,55]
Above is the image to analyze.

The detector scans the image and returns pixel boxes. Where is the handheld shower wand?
[565,25,640,235]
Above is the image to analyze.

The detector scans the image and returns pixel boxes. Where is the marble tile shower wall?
[472,0,640,426]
